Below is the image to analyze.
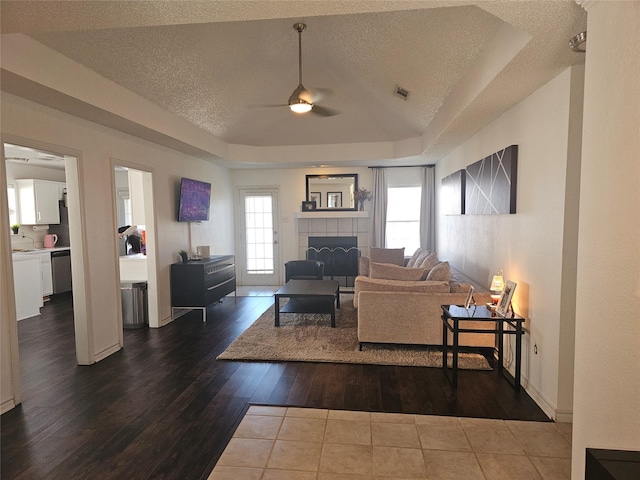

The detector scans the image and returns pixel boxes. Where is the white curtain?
[420,166,436,251]
[371,168,387,247]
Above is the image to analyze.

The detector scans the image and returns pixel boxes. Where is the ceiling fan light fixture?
[289,99,313,113]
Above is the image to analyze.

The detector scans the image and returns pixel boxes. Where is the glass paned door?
[238,188,280,285]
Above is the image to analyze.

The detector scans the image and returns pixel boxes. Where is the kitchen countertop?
[12,246,71,257]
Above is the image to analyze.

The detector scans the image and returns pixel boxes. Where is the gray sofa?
[355,249,496,348]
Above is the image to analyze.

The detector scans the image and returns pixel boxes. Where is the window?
[385,186,421,253]
[123,197,132,227]
[7,185,18,227]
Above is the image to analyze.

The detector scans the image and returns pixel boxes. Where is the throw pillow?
[426,261,451,282]
[418,252,440,271]
[406,248,425,267]
[370,247,405,266]
[370,262,427,281]
[410,249,430,268]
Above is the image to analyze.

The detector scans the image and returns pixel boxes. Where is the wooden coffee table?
[274,279,340,327]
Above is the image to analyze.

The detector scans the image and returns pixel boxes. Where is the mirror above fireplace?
[306,174,358,211]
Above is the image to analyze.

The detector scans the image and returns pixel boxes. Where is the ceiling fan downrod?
[289,22,312,113]
[294,22,306,86]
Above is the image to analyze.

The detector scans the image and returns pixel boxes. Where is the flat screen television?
[178,177,211,222]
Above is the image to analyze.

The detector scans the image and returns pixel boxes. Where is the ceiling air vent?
[394,85,410,101]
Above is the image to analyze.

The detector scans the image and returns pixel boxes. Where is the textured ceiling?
[0,1,587,167]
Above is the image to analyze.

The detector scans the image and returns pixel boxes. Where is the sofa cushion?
[370,262,427,281]
[356,277,450,294]
[418,252,440,271]
[450,282,473,293]
[426,261,451,281]
[353,276,450,307]
[370,247,405,266]
[406,248,426,267]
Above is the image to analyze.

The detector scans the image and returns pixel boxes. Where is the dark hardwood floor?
[1,293,549,479]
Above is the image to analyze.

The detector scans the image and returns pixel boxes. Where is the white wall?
[231,166,373,277]
[436,65,584,420]
[1,93,235,409]
[572,2,640,478]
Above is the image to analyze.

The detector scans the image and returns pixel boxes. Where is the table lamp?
[490,269,504,305]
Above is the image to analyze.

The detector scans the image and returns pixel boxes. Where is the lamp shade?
[490,269,504,293]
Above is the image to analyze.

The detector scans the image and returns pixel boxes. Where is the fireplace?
[307,236,360,278]
[295,212,370,287]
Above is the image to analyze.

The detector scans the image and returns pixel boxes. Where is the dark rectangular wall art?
[465,145,518,215]
[441,169,466,215]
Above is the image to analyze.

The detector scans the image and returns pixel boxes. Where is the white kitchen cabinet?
[12,255,43,320]
[37,252,53,297]
[15,179,64,225]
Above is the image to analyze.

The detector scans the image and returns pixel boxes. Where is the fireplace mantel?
[294,211,369,219]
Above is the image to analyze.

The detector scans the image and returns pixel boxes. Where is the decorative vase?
[12,226,19,234]
[179,252,189,263]
[358,201,364,211]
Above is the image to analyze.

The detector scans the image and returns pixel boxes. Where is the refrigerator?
[47,201,73,294]
[47,201,71,247]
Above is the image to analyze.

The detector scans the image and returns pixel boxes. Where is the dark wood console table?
[171,255,235,322]
[441,304,525,390]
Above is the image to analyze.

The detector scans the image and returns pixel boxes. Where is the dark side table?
[441,304,525,390]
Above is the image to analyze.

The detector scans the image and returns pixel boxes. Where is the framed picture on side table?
[496,280,517,316]
[464,285,475,309]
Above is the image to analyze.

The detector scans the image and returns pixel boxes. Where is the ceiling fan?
[252,23,339,117]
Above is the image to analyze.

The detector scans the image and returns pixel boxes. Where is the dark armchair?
[285,260,325,282]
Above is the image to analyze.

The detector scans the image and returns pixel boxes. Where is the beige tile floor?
[209,406,573,479]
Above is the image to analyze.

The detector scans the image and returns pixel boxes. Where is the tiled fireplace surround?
[296,213,370,265]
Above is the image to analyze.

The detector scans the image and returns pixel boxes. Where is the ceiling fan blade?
[311,104,340,117]
[308,87,334,102]
[246,104,288,110]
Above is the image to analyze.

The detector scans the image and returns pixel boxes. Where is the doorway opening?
[113,164,159,330]
[3,140,90,375]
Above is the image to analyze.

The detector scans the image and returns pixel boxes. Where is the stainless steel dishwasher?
[51,250,72,294]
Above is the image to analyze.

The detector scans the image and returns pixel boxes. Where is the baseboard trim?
[522,378,558,420]
[94,343,121,363]
[161,314,176,326]
[555,409,573,423]
[500,350,571,422]
[1,398,17,415]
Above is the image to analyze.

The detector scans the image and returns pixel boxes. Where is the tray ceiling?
[1,1,587,168]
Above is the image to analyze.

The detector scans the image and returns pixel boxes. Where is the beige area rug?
[217,296,491,369]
